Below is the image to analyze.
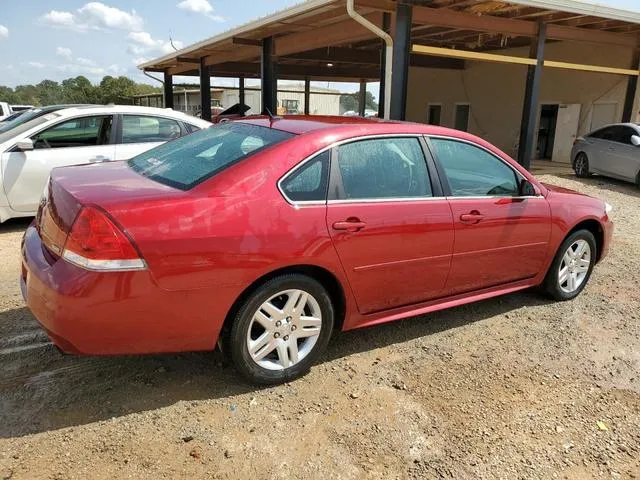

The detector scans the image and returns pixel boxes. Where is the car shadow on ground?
[0,290,552,438]
[555,173,640,198]
[0,218,32,234]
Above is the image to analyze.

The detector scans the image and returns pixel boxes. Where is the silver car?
[571,123,640,186]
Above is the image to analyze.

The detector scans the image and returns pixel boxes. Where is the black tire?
[574,152,591,178]
[228,274,334,385]
[543,229,597,301]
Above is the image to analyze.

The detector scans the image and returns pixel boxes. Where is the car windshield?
[0,113,58,144]
[0,108,46,134]
[128,122,295,190]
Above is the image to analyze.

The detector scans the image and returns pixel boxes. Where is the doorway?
[536,104,558,160]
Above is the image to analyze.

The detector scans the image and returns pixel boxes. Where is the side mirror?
[519,179,536,197]
[15,138,34,151]
[631,135,640,147]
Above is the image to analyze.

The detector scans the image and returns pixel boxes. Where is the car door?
[114,114,185,160]
[325,136,454,314]
[1,114,115,213]
[607,126,640,181]
[428,136,551,295]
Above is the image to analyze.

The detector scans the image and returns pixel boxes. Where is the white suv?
[0,105,210,222]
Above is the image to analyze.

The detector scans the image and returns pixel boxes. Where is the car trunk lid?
[39,161,182,258]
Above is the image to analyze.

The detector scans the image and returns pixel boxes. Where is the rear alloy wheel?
[229,274,334,384]
[574,153,591,178]
[544,230,596,301]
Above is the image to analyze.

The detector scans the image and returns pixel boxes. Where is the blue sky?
[0,0,639,93]
[0,0,302,88]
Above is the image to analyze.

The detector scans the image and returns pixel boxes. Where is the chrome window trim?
[278,133,437,206]
[426,134,544,199]
[328,196,446,205]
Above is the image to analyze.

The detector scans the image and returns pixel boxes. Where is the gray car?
[571,123,640,186]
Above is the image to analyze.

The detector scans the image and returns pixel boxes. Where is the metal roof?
[139,0,640,80]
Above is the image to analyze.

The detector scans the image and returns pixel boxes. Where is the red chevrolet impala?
[21,116,613,384]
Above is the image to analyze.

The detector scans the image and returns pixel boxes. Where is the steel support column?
[390,3,412,121]
[518,23,547,170]
[199,58,211,121]
[303,77,311,115]
[622,48,640,122]
[378,12,391,119]
[163,71,174,109]
[239,75,245,107]
[359,80,367,117]
[261,36,277,115]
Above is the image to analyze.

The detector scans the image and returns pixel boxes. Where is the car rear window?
[127,122,295,190]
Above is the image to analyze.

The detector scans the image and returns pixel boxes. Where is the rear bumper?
[21,224,234,355]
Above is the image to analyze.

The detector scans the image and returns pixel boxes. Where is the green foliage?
[0,76,162,106]
[340,91,378,113]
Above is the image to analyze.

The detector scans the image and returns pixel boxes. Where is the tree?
[61,76,99,103]
[340,91,378,114]
[36,80,64,105]
[99,75,137,103]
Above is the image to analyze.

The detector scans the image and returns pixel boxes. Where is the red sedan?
[21,116,613,384]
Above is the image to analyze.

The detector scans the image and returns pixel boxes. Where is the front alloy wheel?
[544,229,596,301]
[229,274,334,384]
[558,239,591,294]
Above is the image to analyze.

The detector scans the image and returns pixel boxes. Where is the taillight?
[62,207,146,271]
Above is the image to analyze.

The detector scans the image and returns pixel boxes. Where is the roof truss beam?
[412,5,637,48]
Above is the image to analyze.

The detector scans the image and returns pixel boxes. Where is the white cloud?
[128,31,156,48]
[0,25,8,39]
[27,61,46,68]
[176,0,224,21]
[56,47,73,59]
[56,61,123,77]
[41,2,143,32]
[127,31,183,57]
[76,57,97,67]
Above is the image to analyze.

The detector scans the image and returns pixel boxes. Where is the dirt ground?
[0,170,639,480]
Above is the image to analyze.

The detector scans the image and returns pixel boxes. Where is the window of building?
[454,104,470,132]
[427,104,442,126]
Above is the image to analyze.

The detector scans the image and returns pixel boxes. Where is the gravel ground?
[0,170,639,480]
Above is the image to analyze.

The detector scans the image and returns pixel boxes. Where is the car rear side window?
[280,150,330,202]
[430,138,519,197]
[128,122,294,190]
[335,137,432,200]
[122,115,183,144]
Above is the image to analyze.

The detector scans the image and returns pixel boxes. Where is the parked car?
[571,123,640,185]
[0,103,35,121]
[0,105,210,222]
[0,104,90,134]
[0,110,28,125]
[21,116,613,384]
[0,102,12,121]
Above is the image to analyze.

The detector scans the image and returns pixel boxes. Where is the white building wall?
[407,41,640,159]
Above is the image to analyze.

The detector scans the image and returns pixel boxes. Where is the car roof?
[53,105,209,125]
[236,114,469,138]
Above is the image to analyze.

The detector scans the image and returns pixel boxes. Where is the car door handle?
[89,155,110,163]
[332,220,366,232]
[460,212,485,224]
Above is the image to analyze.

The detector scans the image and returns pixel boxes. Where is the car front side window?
[430,138,520,197]
[334,137,432,200]
[31,115,112,149]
